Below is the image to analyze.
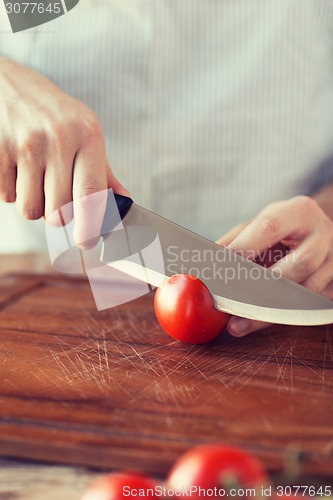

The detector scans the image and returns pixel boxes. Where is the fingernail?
[229,318,250,336]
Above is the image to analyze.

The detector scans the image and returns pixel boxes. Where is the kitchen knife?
[101,193,333,325]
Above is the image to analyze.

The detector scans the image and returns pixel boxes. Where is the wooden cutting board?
[0,273,333,480]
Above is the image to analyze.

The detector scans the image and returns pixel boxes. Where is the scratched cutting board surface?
[0,273,333,479]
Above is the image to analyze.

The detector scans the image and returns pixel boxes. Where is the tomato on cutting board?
[166,444,268,498]
[154,274,229,344]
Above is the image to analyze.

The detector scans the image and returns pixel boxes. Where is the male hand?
[0,57,129,247]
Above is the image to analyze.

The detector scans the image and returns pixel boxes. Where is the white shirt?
[0,0,333,252]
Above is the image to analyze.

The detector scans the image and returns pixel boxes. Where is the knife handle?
[114,193,134,219]
[100,192,134,236]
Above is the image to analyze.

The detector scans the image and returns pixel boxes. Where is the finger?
[321,280,333,300]
[227,315,271,337]
[227,201,307,259]
[72,141,108,248]
[15,162,44,219]
[44,154,74,227]
[216,220,250,247]
[301,257,333,295]
[0,161,16,203]
[107,166,131,197]
[270,236,328,284]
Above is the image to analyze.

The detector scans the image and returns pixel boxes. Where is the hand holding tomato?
[217,196,333,337]
[154,274,229,344]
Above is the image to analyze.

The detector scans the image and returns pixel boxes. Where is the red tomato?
[80,472,157,500]
[154,274,229,344]
[167,444,268,499]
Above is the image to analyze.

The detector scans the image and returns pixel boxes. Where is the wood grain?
[0,272,333,483]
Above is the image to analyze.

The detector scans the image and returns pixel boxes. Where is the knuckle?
[0,141,9,157]
[0,191,16,203]
[45,119,65,142]
[75,187,106,217]
[255,217,280,239]
[76,185,102,203]
[294,195,319,214]
[17,203,43,220]
[79,186,98,197]
[296,250,318,276]
[18,130,47,158]
[78,113,102,142]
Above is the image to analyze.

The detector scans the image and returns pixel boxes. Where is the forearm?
[311,181,333,221]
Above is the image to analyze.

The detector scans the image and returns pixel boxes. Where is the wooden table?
[0,254,333,498]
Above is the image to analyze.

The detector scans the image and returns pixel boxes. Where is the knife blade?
[101,193,333,325]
